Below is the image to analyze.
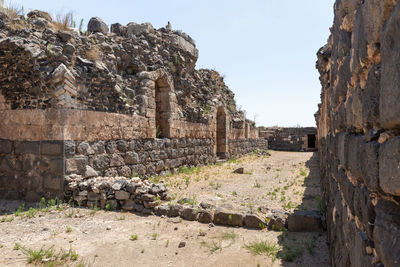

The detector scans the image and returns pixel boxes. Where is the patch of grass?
[178,166,200,175]
[209,181,222,190]
[105,203,113,211]
[165,240,169,247]
[66,226,72,233]
[14,243,21,250]
[0,216,14,223]
[152,233,157,240]
[244,241,279,260]
[17,244,79,265]
[130,234,138,241]
[253,180,261,188]
[90,205,99,216]
[278,246,303,262]
[200,240,222,254]
[178,195,198,206]
[300,169,307,177]
[232,191,237,196]
[221,231,237,241]
[304,235,317,255]
[117,215,125,221]
[283,201,298,210]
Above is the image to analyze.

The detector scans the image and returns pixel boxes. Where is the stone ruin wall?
[0,10,267,201]
[259,127,317,151]
[316,0,400,266]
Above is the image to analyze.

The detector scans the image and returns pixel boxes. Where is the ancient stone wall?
[0,10,267,201]
[259,127,317,151]
[316,0,400,266]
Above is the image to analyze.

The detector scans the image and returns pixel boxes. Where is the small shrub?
[244,241,278,260]
[66,226,72,233]
[130,235,138,241]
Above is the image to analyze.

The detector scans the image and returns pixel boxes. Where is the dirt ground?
[0,151,330,267]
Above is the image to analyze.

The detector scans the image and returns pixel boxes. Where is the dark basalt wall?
[259,127,317,152]
[316,0,400,266]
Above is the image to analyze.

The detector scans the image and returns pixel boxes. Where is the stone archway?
[216,107,227,158]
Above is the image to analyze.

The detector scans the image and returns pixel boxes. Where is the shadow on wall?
[276,152,329,266]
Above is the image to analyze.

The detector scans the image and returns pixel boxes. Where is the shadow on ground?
[275,152,329,266]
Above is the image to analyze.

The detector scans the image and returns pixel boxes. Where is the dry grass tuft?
[86,46,101,61]
[52,12,73,31]
[0,1,24,20]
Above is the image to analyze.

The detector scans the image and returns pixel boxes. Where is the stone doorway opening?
[216,107,227,159]
[307,134,316,149]
[155,78,171,138]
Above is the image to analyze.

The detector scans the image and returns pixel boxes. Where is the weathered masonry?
[259,127,317,151]
[0,12,267,201]
[316,0,400,266]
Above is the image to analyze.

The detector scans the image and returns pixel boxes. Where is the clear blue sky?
[11,0,335,127]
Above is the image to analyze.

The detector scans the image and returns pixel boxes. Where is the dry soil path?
[0,151,330,267]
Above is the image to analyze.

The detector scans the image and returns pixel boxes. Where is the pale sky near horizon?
[10,0,335,127]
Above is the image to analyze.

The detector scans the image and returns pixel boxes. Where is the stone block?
[168,205,183,217]
[64,140,75,157]
[379,136,400,196]
[66,157,88,174]
[124,152,139,164]
[380,3,400,129]
[110,154,124,167]
[41,141,63,156]
[373,199,400,267]
[288,210,323,232]
[15,141,40,155]
[337,133,347,168]
[198,210,213,223]
[180,206,198,221]
[347,135,363,182]
[115,190,130,200]
[43,176,62,191]
[0,140,12,154]
[244,214,265,229]
[213,210,243,227]
[360,141,379,192]
[77,142,95,155]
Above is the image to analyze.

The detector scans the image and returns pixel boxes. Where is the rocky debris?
[287,210,323,232]
[0,9,249,125]
[64,175,167,212]
[178,241,186,248]
[233,167,244,174]
[266,210,288,231]
[88,17,108,34]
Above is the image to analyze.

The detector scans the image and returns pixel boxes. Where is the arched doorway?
[216,107,227,158]
[155,78,171,138]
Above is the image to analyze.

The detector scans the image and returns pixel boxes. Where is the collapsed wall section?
[0,10,267,201]
[316,0,400,266]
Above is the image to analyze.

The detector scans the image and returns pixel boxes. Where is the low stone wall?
[259,127,317,151]
[228,139,268,158]
[65,138,216,179]
[0,139,64,201]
